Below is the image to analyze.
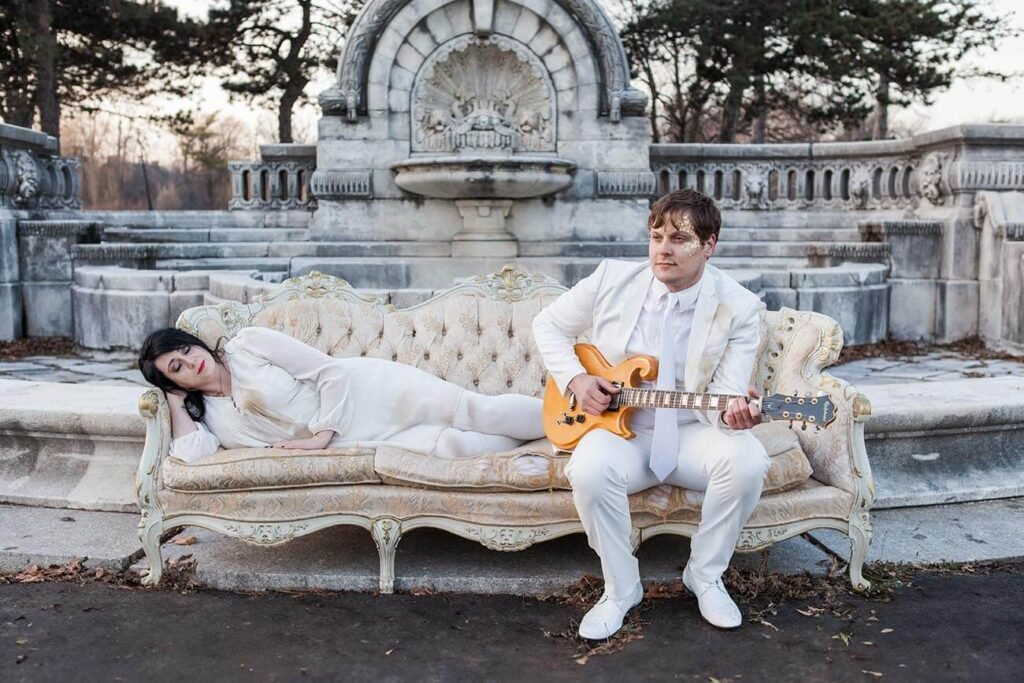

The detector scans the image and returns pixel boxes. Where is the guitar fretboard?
[618,387,740,412]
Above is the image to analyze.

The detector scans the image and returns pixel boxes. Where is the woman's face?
[153,343,217,392]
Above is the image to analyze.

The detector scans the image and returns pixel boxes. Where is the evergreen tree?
[618,0,1009,142]
[0,0,205,142]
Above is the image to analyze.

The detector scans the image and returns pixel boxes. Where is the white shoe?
[578,582,644,640]
[682,565,742,629]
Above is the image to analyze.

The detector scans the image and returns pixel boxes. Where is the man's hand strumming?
[567,374,621,416]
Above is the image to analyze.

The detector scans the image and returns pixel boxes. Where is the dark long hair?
[138,328,225,421]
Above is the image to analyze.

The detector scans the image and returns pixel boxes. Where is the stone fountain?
[311,0,655,255]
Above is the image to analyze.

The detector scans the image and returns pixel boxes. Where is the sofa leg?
[139,520,164,587]
[849,515,872,592]
[371,518,402,594]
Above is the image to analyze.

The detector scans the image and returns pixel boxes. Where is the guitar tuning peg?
[801,422,807,431]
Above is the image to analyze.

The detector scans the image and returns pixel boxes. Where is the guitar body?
[543,343,659,451]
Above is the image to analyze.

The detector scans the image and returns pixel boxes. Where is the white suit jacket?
[532,259,764,430]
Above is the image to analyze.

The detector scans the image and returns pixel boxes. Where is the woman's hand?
[269,430,334,450]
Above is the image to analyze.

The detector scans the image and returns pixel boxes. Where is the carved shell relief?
[412,35,556,153]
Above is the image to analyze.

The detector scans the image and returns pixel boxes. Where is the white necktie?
[650,300,678,481]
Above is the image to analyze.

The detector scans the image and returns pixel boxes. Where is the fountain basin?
[392,156,577,199]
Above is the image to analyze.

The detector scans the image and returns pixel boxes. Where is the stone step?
[268,241,452,257]
[284,256,800,289]
[102,227,310,243]
[0,378,145,513]
[718,227,863,242]
[716,241,888,260]
[79,239,883,270]
[859,376,1024,509]
[154,257,292,272]
[75,242,274,260]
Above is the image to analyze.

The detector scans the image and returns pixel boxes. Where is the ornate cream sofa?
[137,267,875,592]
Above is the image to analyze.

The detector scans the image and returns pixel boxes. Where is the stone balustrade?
[0,123,81,211]
[229,144,316,211]
[650,139,918,211]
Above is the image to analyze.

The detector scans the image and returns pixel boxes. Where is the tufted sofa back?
[177,268,843,404]
[178,269,568,398]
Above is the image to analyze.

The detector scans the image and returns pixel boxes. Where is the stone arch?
[322,0,642,122]
[375,1,598,142]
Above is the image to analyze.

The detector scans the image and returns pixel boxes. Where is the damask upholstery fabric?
[249,295,558,398]
[157,478,852,529]
[162,446,380,492]
[374,421,812,495]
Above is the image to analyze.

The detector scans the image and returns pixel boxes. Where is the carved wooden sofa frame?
[136,268,875,592]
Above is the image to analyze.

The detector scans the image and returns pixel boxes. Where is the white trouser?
[566,424,769,600]
[433,391,545,459]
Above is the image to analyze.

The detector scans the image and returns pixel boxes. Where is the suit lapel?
[685,268,720,390]
[612,266,654,361]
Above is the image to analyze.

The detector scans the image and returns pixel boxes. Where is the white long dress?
[169,326,476,463]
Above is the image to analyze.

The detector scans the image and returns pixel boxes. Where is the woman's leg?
[432,428,523,459]
[452,392,544,440]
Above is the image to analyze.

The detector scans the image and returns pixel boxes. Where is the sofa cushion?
[163,447,380,492]
[375,421,812,495]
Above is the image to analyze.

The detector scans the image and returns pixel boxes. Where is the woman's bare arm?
[166,392,198,439]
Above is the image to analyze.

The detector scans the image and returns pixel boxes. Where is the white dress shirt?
[624,272,703,430]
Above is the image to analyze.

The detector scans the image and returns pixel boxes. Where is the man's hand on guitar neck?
[721,388,763,430]
[567,373,621,416]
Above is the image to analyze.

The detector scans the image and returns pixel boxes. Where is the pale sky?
[137,0,1024,161]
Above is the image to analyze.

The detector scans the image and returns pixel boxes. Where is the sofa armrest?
[137,389,171,523]
[762,308,875,510]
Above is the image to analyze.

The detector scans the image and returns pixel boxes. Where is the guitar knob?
[575,414,586,423]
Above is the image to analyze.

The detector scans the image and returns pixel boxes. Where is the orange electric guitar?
[542,343,837,450]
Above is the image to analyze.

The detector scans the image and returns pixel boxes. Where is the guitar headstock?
[761,392,836,430]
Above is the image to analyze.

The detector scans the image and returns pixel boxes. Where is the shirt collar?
[650,271,703,313]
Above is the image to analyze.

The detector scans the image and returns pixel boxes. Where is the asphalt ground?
[1,560,1022,682]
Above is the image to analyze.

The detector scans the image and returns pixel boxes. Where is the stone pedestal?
[452,200,516,257]
[17,220,99,337]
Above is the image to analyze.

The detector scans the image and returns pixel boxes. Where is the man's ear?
[703,234,717,259]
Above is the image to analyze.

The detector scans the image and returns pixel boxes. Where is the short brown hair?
[648,188,721,244]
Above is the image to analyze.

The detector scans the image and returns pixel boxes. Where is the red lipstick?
[198,360,206,374]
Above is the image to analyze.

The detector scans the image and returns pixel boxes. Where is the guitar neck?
[616,387,747,412]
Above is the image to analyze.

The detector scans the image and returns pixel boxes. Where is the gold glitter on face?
[649,209,711,291]
[665,212,702,256]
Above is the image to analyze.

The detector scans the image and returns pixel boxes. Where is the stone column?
[17,220,99,337]
[452,200,516,257]
[859,219,943,341]
[0,213,21,340]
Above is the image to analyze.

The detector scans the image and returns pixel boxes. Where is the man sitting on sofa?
[532,188,768,638]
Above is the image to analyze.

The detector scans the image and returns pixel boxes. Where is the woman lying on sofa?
[138,326,544,463]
